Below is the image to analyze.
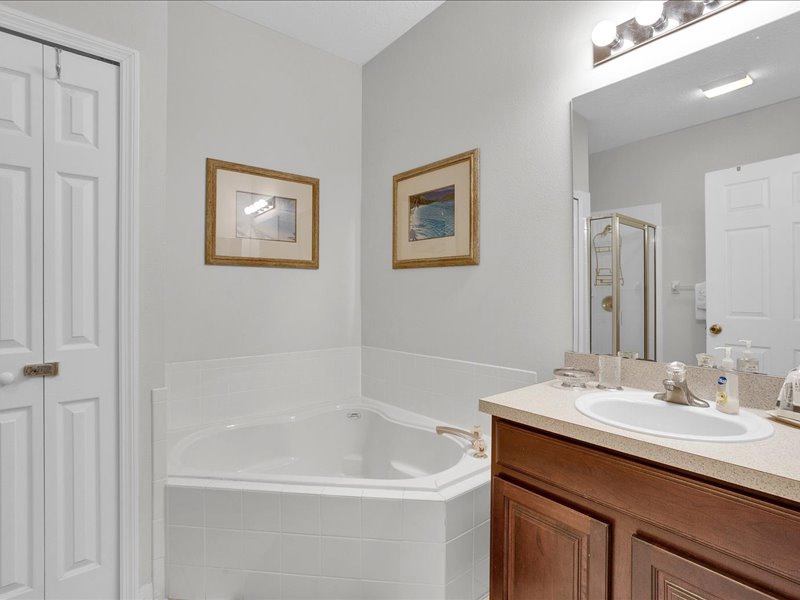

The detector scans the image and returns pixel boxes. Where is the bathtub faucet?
[435,425,488,459]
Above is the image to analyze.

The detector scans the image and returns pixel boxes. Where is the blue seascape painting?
[408,184,455,241]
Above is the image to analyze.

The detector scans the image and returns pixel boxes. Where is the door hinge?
[23,362,60,377]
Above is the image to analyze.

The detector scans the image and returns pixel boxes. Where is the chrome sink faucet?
[654,361,710,407]
[436,425,488,458]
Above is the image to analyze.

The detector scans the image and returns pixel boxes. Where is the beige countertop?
[479,380,800,504]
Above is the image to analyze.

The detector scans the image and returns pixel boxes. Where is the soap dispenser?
[737,340,760,373]
[714,346,740,415]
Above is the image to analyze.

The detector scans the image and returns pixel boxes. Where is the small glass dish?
[553,368,594,389]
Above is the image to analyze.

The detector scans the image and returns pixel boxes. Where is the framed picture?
[205,158,319,268]
[393,149,479,269]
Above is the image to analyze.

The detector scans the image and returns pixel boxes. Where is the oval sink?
[575,391,773,442]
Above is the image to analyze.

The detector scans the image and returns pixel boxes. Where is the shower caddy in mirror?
[586,213,657,361]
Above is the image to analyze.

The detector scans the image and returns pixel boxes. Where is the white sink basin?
[575,391,774,443]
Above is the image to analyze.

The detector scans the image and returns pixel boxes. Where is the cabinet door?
[631,537,784,600]
[491,477,609,600]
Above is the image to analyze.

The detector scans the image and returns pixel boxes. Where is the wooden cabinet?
[490,418,800,600]
[492,478,609,600]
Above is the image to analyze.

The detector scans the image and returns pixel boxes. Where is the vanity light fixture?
[701,72,753,98]
[635,1,668,30]
[592,0,742,67]
[591,20,623,49]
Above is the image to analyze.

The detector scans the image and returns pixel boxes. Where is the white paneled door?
[705,152,800,376]
[0,30,118,600]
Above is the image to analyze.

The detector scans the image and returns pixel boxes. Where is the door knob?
[0,372,15,385]
[709,324,722,335]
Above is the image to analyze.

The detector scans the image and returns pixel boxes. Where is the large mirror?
[572,11,800,377]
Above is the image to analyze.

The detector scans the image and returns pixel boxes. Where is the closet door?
[42,47,119,599]
[0,32,45,600]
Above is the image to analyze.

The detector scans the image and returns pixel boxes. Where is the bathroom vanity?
[480,382,800,600]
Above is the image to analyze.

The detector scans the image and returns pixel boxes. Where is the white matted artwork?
[393,149,479,268]
[205,158,319,268]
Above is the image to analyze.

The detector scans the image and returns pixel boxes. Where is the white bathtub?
[168,400,489,492]
[165,400,491,600]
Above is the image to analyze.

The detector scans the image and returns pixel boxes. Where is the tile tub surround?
[152,387,168,600]
[362,346,538,431]
[564,351,783,410]
[164,347,361,432]
[165,480,490,600]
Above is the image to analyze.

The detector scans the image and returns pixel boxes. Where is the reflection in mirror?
[572,11,800,376]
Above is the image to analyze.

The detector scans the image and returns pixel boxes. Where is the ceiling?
[206,0,445,65]
[573,11,800,153]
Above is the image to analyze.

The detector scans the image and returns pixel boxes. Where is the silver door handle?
[0,372,15,385]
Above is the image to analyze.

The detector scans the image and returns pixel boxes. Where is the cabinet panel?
[491,477,609,600]
[631,537,783,600]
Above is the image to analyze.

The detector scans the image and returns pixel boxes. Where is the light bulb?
[635,1,667,29]
[591,20,620,48]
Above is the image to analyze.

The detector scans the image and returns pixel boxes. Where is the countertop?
[479,380,800,504]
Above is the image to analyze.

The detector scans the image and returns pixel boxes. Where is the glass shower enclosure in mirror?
[572,10,800,376]
[587,213,657,360]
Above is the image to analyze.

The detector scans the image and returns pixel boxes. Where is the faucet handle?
[471,425,482,439]
[666,361,687,383]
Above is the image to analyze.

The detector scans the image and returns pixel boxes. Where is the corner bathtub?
[165,400,491,600]
[168,401,489,491]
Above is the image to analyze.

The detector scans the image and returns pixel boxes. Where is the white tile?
[202,367,231,397]
[473,521,490,563]
[445,492,474,540]
[153,479,166,520]
[446,569,473,600]
[281,534,320,576]
[167,398,203,430]
[321,494,360,537]
[153,518,165,559]
[446,531,473,583]
[281,574,318,600]
[205,489,243,529]
[239,531,281,572]
[281,492,320,534]
[321,537,360,579]
[167,564,204,600]
[318,577,362,600]
[152,401,167,442]
[361,374,386,402]
[205,567,245,600]
[473,556,489,600]
[242,571,281,600]
[153,440,166,482]
[403,541,446,585]
[153,558,165,600]
[473,484,490,526]
[361,539,405,582]
[243,491,281,532]
[403,498,446,542]
[361,581,445,600]
[168,486,204,527]
[203,391,256,424]
[362,497,403,540]
[206,528,243,569]
[167,526,204,566]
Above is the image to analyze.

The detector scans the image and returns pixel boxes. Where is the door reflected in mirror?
[572,12,800,376]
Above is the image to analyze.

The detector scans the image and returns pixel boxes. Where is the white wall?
[361,0,800,377]
[590,96,800,364]
[164,2,362,363]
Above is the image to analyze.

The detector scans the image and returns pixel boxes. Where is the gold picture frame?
[205,158,319,269]
[392,149,479,269]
